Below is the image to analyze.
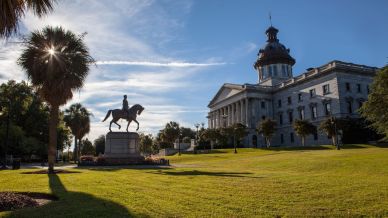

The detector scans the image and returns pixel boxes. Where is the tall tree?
[18,26,93,173]
[139,133,154,155]
[360,66,388,140]
[319,117,338,146]
[80,138,94,156]
[257,118,277,148]
[94,135,105,156]
[293,119,316,147]
[0,0,55,38]
[63,103,91,162]
[162,121,180,147]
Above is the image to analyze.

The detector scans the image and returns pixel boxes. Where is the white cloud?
[95,61,226,67]
[0,0,214,143]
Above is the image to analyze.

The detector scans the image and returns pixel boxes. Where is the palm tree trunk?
[78,138,82,163]
[48,104,59,174]
[73,136,77,163]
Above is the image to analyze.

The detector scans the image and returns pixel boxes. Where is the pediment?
[208,84,243,107]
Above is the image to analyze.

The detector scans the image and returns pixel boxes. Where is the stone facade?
[207,26,377,147]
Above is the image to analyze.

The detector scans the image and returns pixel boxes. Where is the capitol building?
[207,25,377,147]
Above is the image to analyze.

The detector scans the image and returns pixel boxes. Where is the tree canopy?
[257,119,277,148]
[293,119,316,146]
[360,66,388,140]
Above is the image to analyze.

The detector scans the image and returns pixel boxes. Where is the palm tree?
[293,119,316,147]
[18,26,93,173]
[257,118,277,148]
[63,103,91,163]
[1,0,55,38]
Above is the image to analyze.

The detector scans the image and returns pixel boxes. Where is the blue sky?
[0,0,387,141]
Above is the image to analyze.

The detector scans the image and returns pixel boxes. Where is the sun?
[47,46,55,55]
[48,48,55,55]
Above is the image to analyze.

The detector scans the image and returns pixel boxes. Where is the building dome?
[254,26,295,69]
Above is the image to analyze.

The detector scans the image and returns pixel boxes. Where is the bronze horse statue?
[102,104,144,132]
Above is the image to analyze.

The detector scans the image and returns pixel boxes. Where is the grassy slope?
[0,145,388,217]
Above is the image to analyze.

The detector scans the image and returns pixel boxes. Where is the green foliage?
[319,116,340,145]
[360,66,388,140]
[293,119,316,146]
[0,80,72,159]
[179,127,195,140]
[160,121,180,147]
[93,135,105,156]
[80,138,95,156]
[64,103,92,161]
[139,133,155,154]
[182,136,191,143]
[257,118,277,148]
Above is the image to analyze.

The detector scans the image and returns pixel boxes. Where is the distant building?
[207,25,377,147]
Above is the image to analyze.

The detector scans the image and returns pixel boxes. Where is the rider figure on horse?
[122,95,129,117]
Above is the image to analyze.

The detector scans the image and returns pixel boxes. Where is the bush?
[95,156,106,165]
[80,156,94,162]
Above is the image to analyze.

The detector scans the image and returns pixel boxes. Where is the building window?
[367,85,370,94]
[279,113,283,125]
[273,65,278,76]
[309,89,316,98]
[298,93,302,102]
[313,131,318,141]
[357,84,361,93]
[261,101,266,109]
[324,103,331,116]
[346,82,351,92]
[288,66,292,76]
[299,108,305,120]
[290,133,294,143]
[280,134,284,144]
[311,106,317,119]
[287,96,292,105]
[278,99,282,108]
[323,84,330,95]
[288,111,293,123]
[347,101,352,114]
[282,65,287,77]
[268,65,273,77]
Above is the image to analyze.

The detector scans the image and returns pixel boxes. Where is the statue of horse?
[102,104,144,132]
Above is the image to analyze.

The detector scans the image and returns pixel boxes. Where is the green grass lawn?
[1,144,388,217]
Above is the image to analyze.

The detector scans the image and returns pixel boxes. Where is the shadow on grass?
[78,165,173,172]
[5,174,147,218]
[150,170,263,178]
[259,146,332,152]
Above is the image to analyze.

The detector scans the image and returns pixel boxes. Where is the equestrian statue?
[102,95,144,132]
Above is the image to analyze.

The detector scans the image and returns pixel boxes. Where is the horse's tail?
[102,110,112,122]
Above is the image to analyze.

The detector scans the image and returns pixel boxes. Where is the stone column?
[231,103,235,125]
[245,98,249,127]
[228,105,231,126]
[240,100,244,123]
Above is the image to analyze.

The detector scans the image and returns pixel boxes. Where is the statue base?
[103,132,144,165]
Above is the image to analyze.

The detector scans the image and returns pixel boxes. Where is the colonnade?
[208,98,250,129]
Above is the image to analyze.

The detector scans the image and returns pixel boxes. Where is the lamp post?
[330,116,340,150]
[194,123,200,154]
[0,99,11,169]
[178,130,182,156]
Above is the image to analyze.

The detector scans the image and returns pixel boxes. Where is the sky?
[0,0,387,142]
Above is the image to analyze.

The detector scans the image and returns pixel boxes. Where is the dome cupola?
[254,26,295,84]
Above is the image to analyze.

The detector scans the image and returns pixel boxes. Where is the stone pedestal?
[104,132,144,164]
